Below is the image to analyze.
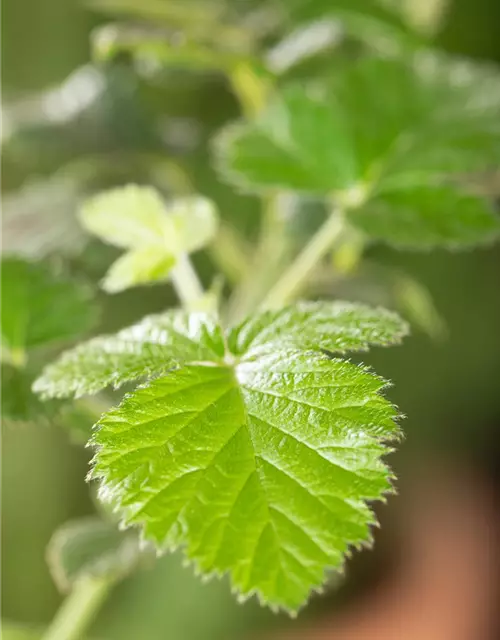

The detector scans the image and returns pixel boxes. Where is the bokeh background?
[2,1,500,638]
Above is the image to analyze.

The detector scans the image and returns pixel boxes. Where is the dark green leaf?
[1,258,97,362]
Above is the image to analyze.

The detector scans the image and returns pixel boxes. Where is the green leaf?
[33,311,224,398]
[351,185,500,249]
[79,186,219,292]
[166,197,219,254]
[216,86,357,194]
[227,301,408,356]
[217,55,500,249]
[1,364,62,426]
[1,258,96,361]
[79,185,171,249]
[101,246,176,293]
[46,516,145,592]
[37,302,407,611]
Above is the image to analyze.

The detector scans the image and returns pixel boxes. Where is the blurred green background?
[2,0,500,638]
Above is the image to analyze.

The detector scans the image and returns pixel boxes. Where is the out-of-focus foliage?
[3,0,500,636]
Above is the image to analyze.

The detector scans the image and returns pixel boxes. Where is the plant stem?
[226,193,290,323]
[42,577,112,640]
[263,208,345,308]
[170,253,205,308]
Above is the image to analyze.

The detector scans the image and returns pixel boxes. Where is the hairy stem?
[42,577,112,640]
[263,208,345,308]
[170,253,205,308]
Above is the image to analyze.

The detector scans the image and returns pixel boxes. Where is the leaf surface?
[352,185,500,248]
[1,258,96,360]
[79,186,218,292]
[37,302,408,610]
[101,246,176,293]
[33,311,224,398]
[217,55,500,249]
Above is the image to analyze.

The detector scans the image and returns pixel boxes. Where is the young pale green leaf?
[80,186,219,292]
[33,311,224,398]
[1,258,96,361]
[280,0,422,54]
[47,516,144,592]
[166,197,219,254]
[217,55,500,249]
[79,185,170,248]
[101,246,176,293]
[36,302,408,611]
[351,185,500,249]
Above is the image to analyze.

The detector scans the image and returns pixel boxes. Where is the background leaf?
[351,185,500,248]
[79,185,171,249]
[46,516,145,592]
[80,186,219,292]
[101,246,176,293]
[1,258,97,362]
[217,54,500,249]
[1,364,63,427]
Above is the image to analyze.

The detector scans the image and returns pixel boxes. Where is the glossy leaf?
[37,302,407,611]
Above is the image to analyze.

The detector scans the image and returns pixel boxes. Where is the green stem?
[263,208,345,308]
[170,253,205,309]
[42,577,112,640]
[226,193,290,323]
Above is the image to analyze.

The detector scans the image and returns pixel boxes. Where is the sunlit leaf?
[79,186,218,292]
[37,302,408,611]
[101,246,176,293]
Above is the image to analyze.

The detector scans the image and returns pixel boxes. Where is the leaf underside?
[36,303,407,611]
